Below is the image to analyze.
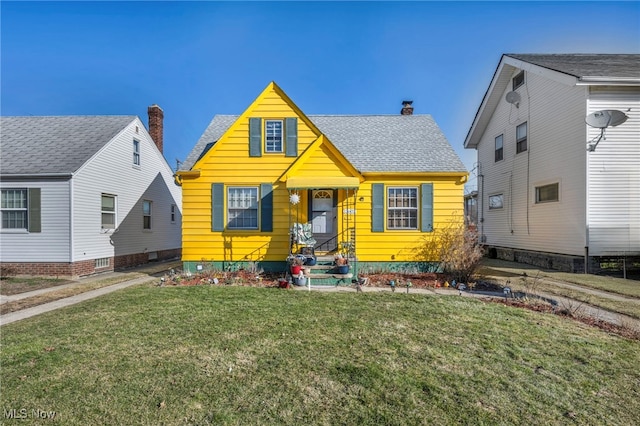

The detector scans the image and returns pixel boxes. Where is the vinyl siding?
[182,86,319,262]
[0,179,71,262]
[587,86,640,256]
[355,177,464,262]
[182,85,466,263]
[478,69,588,256]
[73,118,182,262]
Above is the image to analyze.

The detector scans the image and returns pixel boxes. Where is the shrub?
[415,220,483,283]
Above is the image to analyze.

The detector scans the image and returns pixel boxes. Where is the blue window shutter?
[212,183,224,231]
[260,183,273,232]
[28,188,41,233]
[372,184,384,232]
[249,118,262,157]
[421,183,433,232]
[285,117,298,157]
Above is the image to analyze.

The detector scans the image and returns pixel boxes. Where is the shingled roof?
[1,116,135,176]
[505,54,640,80]
[182,114,466,173]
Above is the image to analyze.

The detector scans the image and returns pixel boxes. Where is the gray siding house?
[464,54,639,272]
[0,106,182,277]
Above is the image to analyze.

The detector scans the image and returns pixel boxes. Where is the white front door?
[311,190,334,234]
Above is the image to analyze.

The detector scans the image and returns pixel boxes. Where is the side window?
[516,122,527,154]
[387,187,418,230]
[171,204,176,223]
[133,139,141,166]
[101,194,116,229]
[227,187,258,229]
[495,134,504,162]
[536,183,559,203]
[1,189,27,229]
[143,200,152,230]
[488,194,504,210]
[512,70,525,90]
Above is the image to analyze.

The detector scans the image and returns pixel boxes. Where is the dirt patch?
[0,277,75,296]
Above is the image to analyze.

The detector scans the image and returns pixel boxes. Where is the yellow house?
[176,82,467,281]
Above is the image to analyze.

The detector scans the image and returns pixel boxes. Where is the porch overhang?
[286,176,360,189]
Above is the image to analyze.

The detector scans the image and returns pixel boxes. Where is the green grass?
[548,272,640,298]
[2,285,639,425]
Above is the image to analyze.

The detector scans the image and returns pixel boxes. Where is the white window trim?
[143,200,152,230]
[227,186,259,230]
[516,122,527,154]
[387,186,419,230]
[133,139,141,166]
[265,120,283,153]
[495,134,504,162]
[1,188,28,230]
[101,194,117,229]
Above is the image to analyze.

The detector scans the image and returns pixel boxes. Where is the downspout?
[69,178,74,269]
[478,162,485,243]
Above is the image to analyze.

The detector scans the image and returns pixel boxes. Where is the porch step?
[305,273,353,286]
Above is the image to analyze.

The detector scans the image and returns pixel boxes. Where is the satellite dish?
[585,109,628,129]
[505,91,520,108]
[585,109,629,152]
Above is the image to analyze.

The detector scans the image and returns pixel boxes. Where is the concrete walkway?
[2,258,639,330]
[0,261,179,326]
[0,276,157,326]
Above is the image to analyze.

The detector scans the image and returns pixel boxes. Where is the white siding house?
[0,107,182,277]
[464,54,640,272]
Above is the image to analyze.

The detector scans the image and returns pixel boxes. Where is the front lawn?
[1,285,639,425]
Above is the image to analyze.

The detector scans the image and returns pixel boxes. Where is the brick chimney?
[148,104,164,153]
[401,100,414,115]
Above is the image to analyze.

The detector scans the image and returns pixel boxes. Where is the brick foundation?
[1,248,181,278]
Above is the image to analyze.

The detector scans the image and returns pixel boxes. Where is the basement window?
[95,257,110,269]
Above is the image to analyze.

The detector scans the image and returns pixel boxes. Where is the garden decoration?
[406,281,412,293]
[390,280,395,292]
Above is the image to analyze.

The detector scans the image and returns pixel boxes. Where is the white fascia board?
[464,59,514,149]
[502,56,578,86]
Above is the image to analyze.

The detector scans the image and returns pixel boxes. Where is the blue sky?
[2,1,639,193]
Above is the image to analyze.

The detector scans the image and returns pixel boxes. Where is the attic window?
[265,120,283,153]
[133,139,141,166]
[512,70,525,90]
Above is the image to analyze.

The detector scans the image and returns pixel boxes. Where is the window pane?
[102,213,115,228]
[387,187,418,229]
[2,211,27,229]
[536,183,559,203]
[143,201,151,215]
[489,194,503,210]
[102,195,115,211]
[265,120,283,152]
[101,194,116,228]
[517,122,527,140]
[228,187,258,229]
[1,189,27,209]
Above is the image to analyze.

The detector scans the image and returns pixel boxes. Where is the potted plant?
[289,255,305,275]
[334,255,349,275]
